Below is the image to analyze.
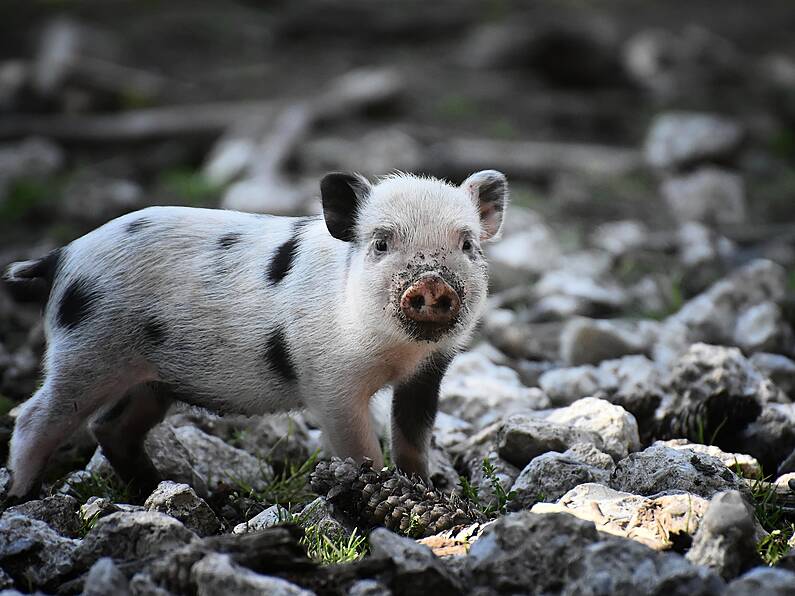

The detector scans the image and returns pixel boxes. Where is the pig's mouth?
[391,264,466,343]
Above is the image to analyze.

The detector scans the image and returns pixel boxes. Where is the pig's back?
[43,206,343,413]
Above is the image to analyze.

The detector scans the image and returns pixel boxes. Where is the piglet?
[2,170,508,500]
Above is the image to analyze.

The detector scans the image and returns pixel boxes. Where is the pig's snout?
[400,273,461,326]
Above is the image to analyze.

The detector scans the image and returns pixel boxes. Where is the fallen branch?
[432,137,642,179]
[0,101,276,143]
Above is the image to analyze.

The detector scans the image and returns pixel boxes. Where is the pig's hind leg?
[7,373,122,500]
[7,337,158,501]
[90,382,173,501]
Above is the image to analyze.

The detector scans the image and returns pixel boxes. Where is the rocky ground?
[1,1,795,595]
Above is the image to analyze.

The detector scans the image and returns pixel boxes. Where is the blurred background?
[0,0,794,413]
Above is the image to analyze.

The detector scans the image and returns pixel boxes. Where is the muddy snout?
[400,273,461,326]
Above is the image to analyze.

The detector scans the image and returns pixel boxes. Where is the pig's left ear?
[320,172,372,242]
[461,170,508,242]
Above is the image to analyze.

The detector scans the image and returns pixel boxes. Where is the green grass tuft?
[749,474,795,565]
[458,456,516,518]
[60,471,132,504]
[231,450,320,508]
[301,525,367,565]
[77,509,101,538]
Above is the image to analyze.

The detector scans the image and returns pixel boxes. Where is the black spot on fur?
[263,328,297,382]
[393,352,454,447]
[126,218,153,234]
[267,220,309,284]
[57,280,101,330]
[143,318,167,345]
[218,232,242,249]
[2,248,61,303]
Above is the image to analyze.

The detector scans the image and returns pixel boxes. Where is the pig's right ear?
[320,172,371,242]
[462,169,508,242]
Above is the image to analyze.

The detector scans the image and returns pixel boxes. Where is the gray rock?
[144,481,220,537]
[487,221,562,278]
[347,579,392,596]
[563,537,725,595]
[0,468,10,502]
[5,494,80,538]
[296,497,348,541]
[467,511,601,593]
[233,504,289,535]
[749,353,795,398]
[234,413,316,467]
[738,403,795,476]
[662,168,746,225]
[539,355,662,407]
[191,552,313,596]
[531,483,710,551]
[0,513,79,588]
[144,424,210,498]
[725,567,795,595]
[509,452,611,509]
[547,397,640,460]
[74,511,197,571]
[559,317,656,366]
[677,221,735,269]
[83,557,131,596]
[172,424,273,494]
[563,443,616,471]
[497,414,605,468]
[686,490,760,580]
[610,444,745,499]
[657,343,778,445]
[644,112,743,170]
[654,259,787,367]
[368,528,460,594]
[656,440,761,479]
[433,412,472,452]
[128,571,174,596]
[534,270,628,311]
[734,302,789,354]
[80,497,120,523]
[590,220,649,257]
[439,351,549,426]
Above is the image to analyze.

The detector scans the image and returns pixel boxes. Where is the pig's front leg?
[319,391,384,470]
[391,352,453,480]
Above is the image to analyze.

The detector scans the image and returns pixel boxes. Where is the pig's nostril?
[436,295,452,311]
[409,294,425,311]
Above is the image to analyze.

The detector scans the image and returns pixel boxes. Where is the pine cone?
[311,458,485,538]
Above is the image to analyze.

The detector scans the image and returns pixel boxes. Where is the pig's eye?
[374,238,388,253]
[461,239,473,252]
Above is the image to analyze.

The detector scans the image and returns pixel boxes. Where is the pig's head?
[320,170,507,347]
